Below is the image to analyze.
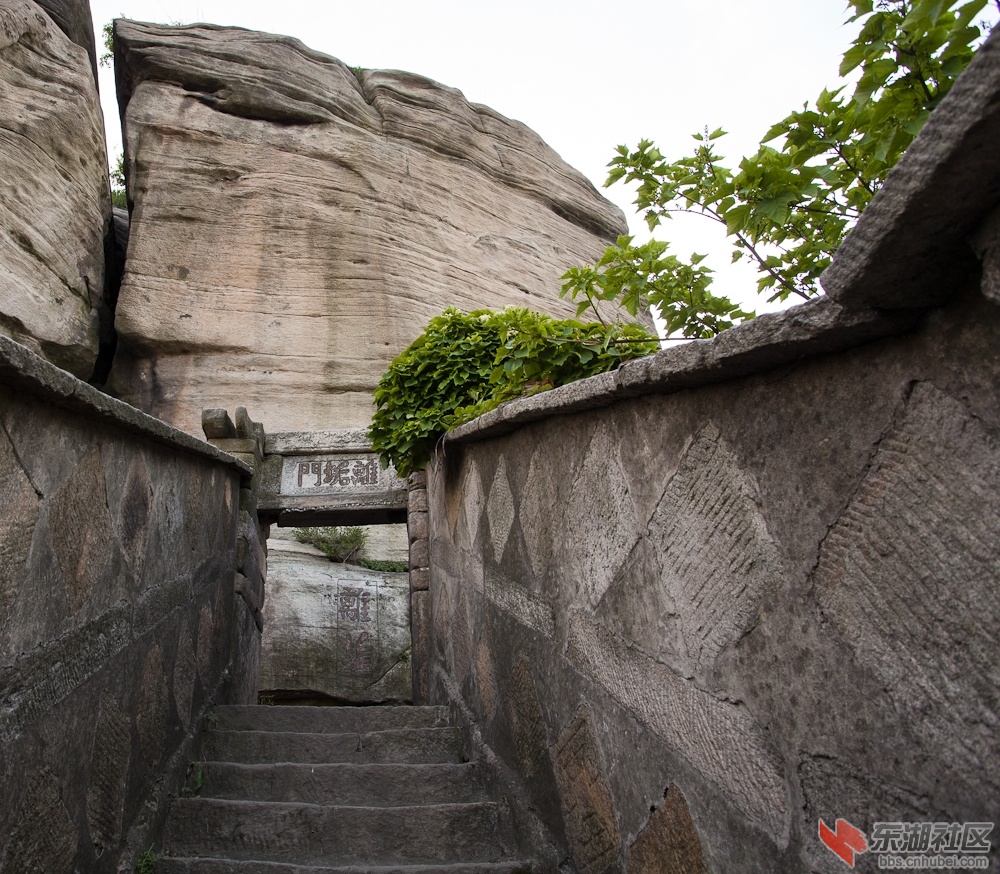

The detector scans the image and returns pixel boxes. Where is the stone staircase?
[156,705,537,873]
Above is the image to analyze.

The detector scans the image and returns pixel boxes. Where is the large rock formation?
[0,0,110,379]
[107,20,628,436]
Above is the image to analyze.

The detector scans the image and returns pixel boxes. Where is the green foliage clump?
[356,558,408,573]
[295,526,367,562]
[368,306,657,476]
[563,0,995,337]
[100,19,115,67]
[110,153,126,209]
[349,65,367,88]
[135,847,158,874]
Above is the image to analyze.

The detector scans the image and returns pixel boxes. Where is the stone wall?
[0,337,260,873]
[428,279,1000,874]
[424,36,1000,873]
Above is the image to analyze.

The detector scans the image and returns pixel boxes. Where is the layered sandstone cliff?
[107,20,628,436]
[0,0,110,379]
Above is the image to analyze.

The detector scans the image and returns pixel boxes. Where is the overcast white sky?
[82,1,900,312]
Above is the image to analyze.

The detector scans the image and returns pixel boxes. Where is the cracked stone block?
[814,382,1000,811]
[598,424,781,681]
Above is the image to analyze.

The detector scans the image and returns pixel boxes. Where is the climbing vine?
[367,307,656,476]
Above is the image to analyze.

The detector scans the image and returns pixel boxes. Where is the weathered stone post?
[408,470,431,704]
[202,405,268,702]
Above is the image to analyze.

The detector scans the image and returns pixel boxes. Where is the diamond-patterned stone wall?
[0,343,249,873]
[426,287,1000,872]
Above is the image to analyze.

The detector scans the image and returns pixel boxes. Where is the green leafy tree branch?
[562,0,997,338]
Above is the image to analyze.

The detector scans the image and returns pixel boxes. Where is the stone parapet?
[0,338,257,872]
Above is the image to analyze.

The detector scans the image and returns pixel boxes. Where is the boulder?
[0,0,110,379]
[261,536,412,703]
[107,21,629,436]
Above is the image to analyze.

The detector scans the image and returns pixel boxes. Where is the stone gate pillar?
[407,470,431,704]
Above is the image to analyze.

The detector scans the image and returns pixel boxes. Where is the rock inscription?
[281,454,403,497]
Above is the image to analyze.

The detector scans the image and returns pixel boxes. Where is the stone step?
[214,706,451,734]
[157,860,537,874]
[193,762,490,806]
[162,799,516,866]
[201,727,465,765]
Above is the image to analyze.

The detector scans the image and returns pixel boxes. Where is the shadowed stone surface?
[137,644,169,767]
[164,799,510,865]
[173,620,198,729]
[0,0,110,378]
[0,768,76,874]
[115,455,153,579]
[49,444,113,613]
[107,20,629,436]
[201,727,464,766]
[552,710,621,874]
[158,863,535,873]
[197,761,489,806]
[86,691,131,852]
[0,421,40,635]
[213,704,449,733]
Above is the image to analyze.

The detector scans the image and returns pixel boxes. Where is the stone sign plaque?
[281,453,404,497]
